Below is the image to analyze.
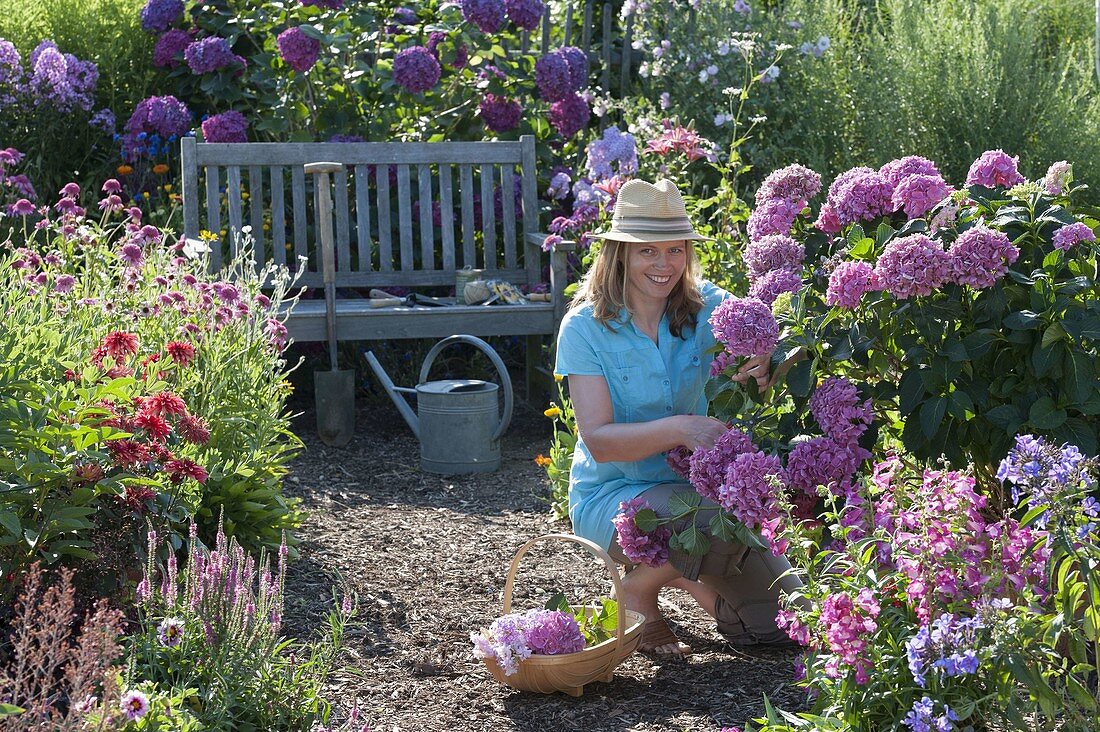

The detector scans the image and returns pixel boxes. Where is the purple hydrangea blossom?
[755,163,822,207]
[546,170,571,199]
[667,445,692,480]
[716,450,785,528]
[827,167,893,226]
[786,436,870,494]
[153,29,191,69]
[814,203,842,235]
[462,0,507,33]
[535,51,574,102]
[201,110,248,142]
[965,149,1025,188]
[825,260,873,308]
[947,226,1019,288]
[122,95,190,160]
[612,497,671,567]
[743,234,804,279]
[1051,221,1096,252]
[689,428,758,502]
[521,610,586,655]
[710,296,779,357]
[747,267,802,305]
[184,37,245,75]
[505,0,544,30]
[746,197,802,240]
[871,234,951,299]
[879,155,940,188]
[277,27,321,73]
[559,46,588,89]
[392,46,441,93]
[810,377,873,444]
[548,93,590,137]
[471,609,585,676]
[479,93,522,132]
[891,173,951,219]
[1042,160,1071,195]
[585,125,637,180]
[140,0,184,33]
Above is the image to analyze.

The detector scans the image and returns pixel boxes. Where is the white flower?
[776,43,793,52]
[717,40,730,56]
[181,237,211,260]
[750,115,767,124]
[659,92,670,109]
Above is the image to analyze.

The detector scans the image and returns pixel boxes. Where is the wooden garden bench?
[179,135,572,391]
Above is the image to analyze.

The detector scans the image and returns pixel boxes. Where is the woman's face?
[624,239,688,305]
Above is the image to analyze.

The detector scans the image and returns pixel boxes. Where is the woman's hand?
[730,353,771,389]
[675,415,728,451]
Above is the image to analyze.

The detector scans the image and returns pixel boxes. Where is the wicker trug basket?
[482,533,646,697]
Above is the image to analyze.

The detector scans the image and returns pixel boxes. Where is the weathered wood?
[377,166,393,271]
[291,166,309,271]
[291,266,534,290]
[620,12,633,99]
[541,5,551,55]
[193,141,529,165]
[521,137,541,285]
[334,167,352,273]
[418,163,435,270]
[582,0,593,63]
[227,166,243,260]
[270,166,286,267]
[500,164,517,271]
[396,165,413,270]
[204,166,222,270]
[480,164,496,269]
[564,1,573,45]
[601,3,612,96]
[459,164,476,267]
[354,165,372,271]
[248,165,264,268]
[181,137,199,239]
[439,164,456,272]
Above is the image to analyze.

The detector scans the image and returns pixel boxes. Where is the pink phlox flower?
[966,149,1025,188]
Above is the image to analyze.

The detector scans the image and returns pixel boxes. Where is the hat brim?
[591,230,714,243]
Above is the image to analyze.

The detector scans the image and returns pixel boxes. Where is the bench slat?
[439,164,455,272]
[335,167,352,273]
[418,163,435,271]
[501,164,517,271]
[193,141,527,165]
[227,166,243,260]
[480,163,496,269]
[205,167,222,270]
[270,166,286,267]
[248,165,265,269]
[377,166,393,271]
[291,166,309,271]
[397,165,413,271]
[521,136,541,285]
[354,165,372,271]
[181,138,199,238]
[459,165,476,267]
[290,266,532,289]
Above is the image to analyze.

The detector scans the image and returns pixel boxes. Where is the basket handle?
[502,533,627,656]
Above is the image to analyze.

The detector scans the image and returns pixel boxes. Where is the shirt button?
[662,379,670,386]
[622,375,629,382]
[665,406,672,411]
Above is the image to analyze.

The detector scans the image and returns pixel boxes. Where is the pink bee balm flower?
[825,260,873,309]
[965,149,1025,188]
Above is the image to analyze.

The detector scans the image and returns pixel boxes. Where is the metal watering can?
[365,335,513,475]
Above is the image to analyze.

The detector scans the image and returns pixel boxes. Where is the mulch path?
[281,398,805,732]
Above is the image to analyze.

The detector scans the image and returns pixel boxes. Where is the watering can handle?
[419,335,513,441]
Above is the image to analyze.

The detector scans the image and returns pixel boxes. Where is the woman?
[554,178,799,657]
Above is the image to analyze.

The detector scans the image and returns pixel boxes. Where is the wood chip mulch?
[281,399,805,732]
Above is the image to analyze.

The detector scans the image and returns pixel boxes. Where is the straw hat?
[592,179,713,243]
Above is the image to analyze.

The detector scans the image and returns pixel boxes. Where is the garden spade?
[307,162,355,447]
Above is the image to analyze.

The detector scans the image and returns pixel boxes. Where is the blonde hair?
[570,239,704,338]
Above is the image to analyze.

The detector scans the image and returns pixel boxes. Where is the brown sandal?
[640,617,692,658]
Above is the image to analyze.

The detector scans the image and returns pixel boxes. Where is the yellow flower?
[199,230,218,242]
[116,165,134,176]
[152,163,170,175]
[534,454,552,467]
[544,406,562,419]
[142,191,150,199]
[281,379,295,394]
[553,373,563,382]
[163,183,173,192]
[241,191,250,200]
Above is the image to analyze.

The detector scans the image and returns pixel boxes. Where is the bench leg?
[525,334,550,405]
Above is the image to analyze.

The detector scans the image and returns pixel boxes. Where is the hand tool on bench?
[307,162,355,447]
[367,288,454,307]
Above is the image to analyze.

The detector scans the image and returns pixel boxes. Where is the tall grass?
[754,0,1100,197]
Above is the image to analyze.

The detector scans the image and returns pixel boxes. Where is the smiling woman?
[554,179,799,658]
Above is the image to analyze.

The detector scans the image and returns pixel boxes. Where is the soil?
[281,396,805,732]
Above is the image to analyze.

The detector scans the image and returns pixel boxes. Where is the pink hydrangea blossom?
[891,173,951,218]
[825,260,873,309]
[612,497,671,567]
[755,163,822,207]
[786,436,870,494]
[827,167,893,226]
[947,226,1019,288]
[689,427,757,501]
[1051,221,1096,252]
[747,267,802,305]
[871,234,951,299]
[814,203,842,235]
[965,149,1025,188]
[1042,160,1071,195]
[879,155,940,187]
[709,297,779,357]
[810,376,873,444]
[746,197,802,240]
[742,234,804,278]
[716,450,785,528]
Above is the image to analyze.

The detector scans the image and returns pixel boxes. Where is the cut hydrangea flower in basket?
[472,534,645,697]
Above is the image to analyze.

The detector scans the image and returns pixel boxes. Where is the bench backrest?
[180,136,541,290]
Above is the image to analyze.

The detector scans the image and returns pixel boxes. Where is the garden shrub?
[0,173,303,603]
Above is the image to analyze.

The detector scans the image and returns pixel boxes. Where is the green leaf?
[1031,341,1061,379]
[1066,676,1097,711]
[544,591,570,613]
[1041,323,1067,349]
[1004,310,1042,330]
[985,404,1025,434]
[673,524,710,556]
[709,511,739,543]
[943,339,968,362]
[0,703,25,716]
[962,329,999,358]
[0,512,19,537]
[920,397,947,439]
[632,508,659,533]
[1029,396,1067,430]
[1064,350,1097,404]
[786,359,813,398]
[899,367,925,415]
[667,490,701,518]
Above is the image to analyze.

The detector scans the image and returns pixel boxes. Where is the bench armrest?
[525,231,577,252]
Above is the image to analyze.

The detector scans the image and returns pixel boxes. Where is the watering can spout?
[364,351,420,438]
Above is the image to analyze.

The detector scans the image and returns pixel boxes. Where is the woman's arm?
[568,374,728,463]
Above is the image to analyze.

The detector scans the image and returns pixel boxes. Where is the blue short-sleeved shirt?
[554,280,730,550]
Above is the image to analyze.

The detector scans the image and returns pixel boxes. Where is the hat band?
[609,214,696,234]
